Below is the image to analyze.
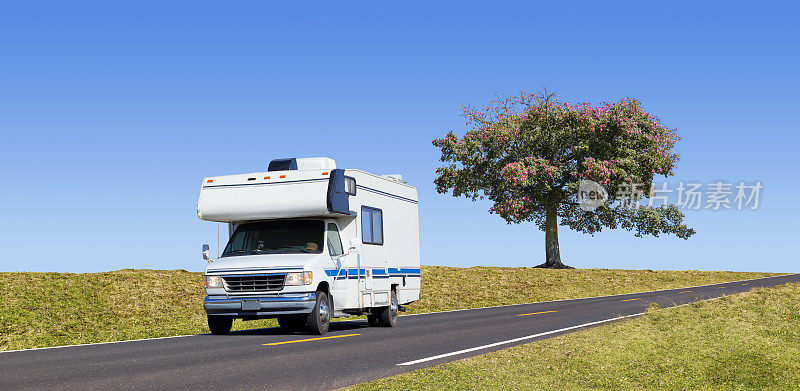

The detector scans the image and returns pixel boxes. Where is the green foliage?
[433,90,695,239]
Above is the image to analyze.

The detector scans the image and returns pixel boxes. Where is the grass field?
[0,267,778,351]
[350,282,800,390]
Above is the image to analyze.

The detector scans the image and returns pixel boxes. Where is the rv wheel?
[208,315,233,335]
[306,291,331,335]
[377,290,398,327]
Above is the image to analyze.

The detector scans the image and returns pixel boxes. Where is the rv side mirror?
[202,244,212,263]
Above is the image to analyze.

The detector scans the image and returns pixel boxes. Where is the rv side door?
[326,223,350,309]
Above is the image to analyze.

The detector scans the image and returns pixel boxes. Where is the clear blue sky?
[2,1,798,273]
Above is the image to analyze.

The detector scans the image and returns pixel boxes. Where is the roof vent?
[296,157,336,170]
[268,158,298,171]
[268,157,337,172]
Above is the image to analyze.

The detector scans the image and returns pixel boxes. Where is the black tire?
[208,315,233,335]
[306,291,331,335]
[277,315,306,330]
[367,314,380,326]
[377,290,399,327]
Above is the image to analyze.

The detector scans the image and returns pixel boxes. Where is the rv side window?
[361,206,383,245]
[327,223,344,256]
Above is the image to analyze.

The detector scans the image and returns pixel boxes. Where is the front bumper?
[203,293,316,317]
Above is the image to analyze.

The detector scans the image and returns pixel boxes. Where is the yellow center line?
[680,290,692,293]
[742,283,749,286]
[620,298,641,302]
[718,286,726,289]
[517,310,558,317]
[262,333,360,346]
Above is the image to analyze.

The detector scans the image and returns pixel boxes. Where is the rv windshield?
[222,220,324,257]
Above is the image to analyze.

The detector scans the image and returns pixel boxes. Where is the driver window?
[327,223,344,256]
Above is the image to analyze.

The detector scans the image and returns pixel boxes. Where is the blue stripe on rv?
[324,268,421,278]
[207,267,302,274]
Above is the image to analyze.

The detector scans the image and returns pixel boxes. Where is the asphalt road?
[2,273,799,390]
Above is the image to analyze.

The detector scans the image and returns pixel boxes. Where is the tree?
[432,90,695,269]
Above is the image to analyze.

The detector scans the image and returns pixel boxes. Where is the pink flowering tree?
[433,90,695,268]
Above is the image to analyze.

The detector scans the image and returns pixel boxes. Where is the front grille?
[222,274,286,292]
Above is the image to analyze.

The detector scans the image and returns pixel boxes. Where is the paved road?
[2,273,798,390]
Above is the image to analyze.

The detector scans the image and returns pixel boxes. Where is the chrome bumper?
[203,293,317,317]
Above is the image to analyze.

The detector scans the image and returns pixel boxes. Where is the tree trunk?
[535,204,573,269]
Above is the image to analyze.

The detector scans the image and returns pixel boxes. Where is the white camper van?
[197,157,421,335]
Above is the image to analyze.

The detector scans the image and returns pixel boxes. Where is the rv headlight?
[285,271,312,286]
[204,275,224,289]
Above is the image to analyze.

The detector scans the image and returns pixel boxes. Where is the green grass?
[350,282,800,391]
[0,267,777,351]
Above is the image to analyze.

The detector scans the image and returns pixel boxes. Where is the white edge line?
[400,273,797,317]
[397,292,735,367]
[2,273,793,354]
[0,334,202,354]
[397,313,644,366]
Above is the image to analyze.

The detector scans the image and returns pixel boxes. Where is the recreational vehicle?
[197,157,421,335]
